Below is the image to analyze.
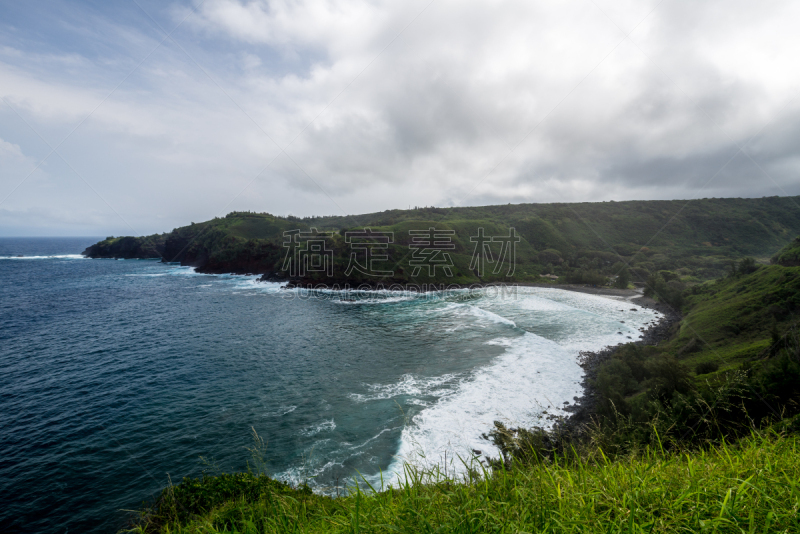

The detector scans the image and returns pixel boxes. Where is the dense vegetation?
[125,237,800,533]
[772,235,800,267]
[129,433,800,533]
[85,196,800,286]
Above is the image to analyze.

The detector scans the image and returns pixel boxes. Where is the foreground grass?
[130,432,800,533]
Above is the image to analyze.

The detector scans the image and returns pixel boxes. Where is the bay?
[0,238,659,533]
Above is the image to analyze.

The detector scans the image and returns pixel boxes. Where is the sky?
[1,0,799,236]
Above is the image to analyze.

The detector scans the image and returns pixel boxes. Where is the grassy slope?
[772,236,800,267]
[531,238,800,466]
[675,265,800,368]
[130,433,800,533]
[635,261,799,373]
[85,196,800,283]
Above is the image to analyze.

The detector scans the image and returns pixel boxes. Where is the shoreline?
[272,278,680,319]
[260,275,681,445]
[81,259,677,461]
[113,262,676,442]
[552,293,682,438]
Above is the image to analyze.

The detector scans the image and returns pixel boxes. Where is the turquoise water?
[0,238,659,533]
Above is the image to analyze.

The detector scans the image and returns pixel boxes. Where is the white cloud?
[0,137,25,160]
[1,0,799,234]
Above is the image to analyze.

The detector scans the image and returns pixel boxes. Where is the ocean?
[0,237,660,533]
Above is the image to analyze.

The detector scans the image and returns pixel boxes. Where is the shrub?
[537,249,563,265]
[613,266,631,289]
[565,268,607,285]
[644,355,691,400]
[644,274,685,309]
[676,337,701,357]
[738,257,759,274]
[695,361,719,375]
[135,473,312,533]
[595,359,637,398]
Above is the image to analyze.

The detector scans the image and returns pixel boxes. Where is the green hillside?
[128,433,800,534]
[772,235,800,266]
[85,196,800,286]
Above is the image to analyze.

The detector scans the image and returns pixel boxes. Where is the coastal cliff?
[83,196,800,286]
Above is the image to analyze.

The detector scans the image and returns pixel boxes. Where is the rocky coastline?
[551,294,682,438]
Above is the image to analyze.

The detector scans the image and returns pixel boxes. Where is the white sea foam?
[476,287,661,353]
[265,405,297,417]
[277,457,353,490]
[295,287,471,306]
[349,373,460,403]
[372,290,660,487]
[308,287,425,305]
[345,427,397,452]
[253,281,286,293]
[382,330,582,486]
[330,295,418,305]
[229,277,272,291]
[278,426,402,493]
[300,419,336,437]
[466,305,517,326]
[166,266,203,276]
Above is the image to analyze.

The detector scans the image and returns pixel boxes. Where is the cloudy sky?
[1,0,798,236]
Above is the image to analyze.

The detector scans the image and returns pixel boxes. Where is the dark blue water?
[0,238,658,533]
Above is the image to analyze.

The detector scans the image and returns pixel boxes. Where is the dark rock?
[554,298,682,441]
